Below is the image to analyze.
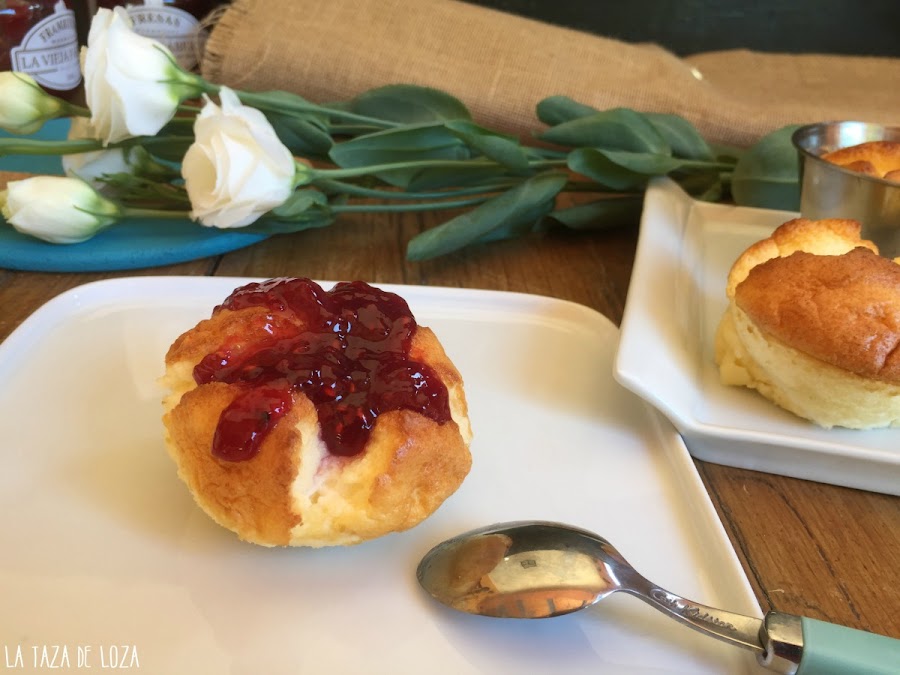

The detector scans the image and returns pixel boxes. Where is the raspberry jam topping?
[193,278,452,461]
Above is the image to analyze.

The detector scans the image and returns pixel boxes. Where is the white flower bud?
[81,7,204,145]
[1,176,120,243]
[0,72,65,135]
[182,87,296,228]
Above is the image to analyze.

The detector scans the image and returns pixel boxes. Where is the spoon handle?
[624,581,765,654]
[791,616,900,675]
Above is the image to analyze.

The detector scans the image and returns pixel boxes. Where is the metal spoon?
[416,521,900,675]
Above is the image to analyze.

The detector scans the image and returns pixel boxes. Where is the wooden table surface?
[2,197,899,647]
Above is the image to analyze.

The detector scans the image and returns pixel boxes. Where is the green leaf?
[538,108,670,154]
[133,136,193,164]
[236,89,318,118]
[547,195,644,230]
[343,84,472,124]
[567,148,683,190]
[266,111,333,157]
[643,113,714,161]
[328,123,471,187]
[675,171,726,202]
[270,189,329,220]
[731,124,801,210]
[406,165,514,191]
[329,124,469,166]
[246,193,334,234]
[535,95,598,125]
[443,120,530,171]
[407,172,567,260]
[243,210,335,235]
[710,142,745,163]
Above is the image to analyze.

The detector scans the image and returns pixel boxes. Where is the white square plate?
[0,277,762,673]
[615,178,900,495]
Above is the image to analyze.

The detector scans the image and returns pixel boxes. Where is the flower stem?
[332,197,490,213]
[316,178,519,200]
[0,138,104,155]
[61,102,91,118]
[121,207,192,219]
[0,135,193,156]
[312,157,564,180]
[222,87,401,130]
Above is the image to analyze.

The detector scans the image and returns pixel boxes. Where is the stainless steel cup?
[792,121,900,257]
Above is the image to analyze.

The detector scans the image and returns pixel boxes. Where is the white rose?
[182,87,297,228]
[0,72,65,135]
[81,7,203,145]
[1,176,120,244]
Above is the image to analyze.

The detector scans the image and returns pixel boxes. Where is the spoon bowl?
[417,520,900,674]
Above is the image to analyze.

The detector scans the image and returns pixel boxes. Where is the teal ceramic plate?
[0,120,267,272]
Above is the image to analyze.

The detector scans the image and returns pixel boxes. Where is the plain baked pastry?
[821,140,900,183]
[714,217,900,429]
[161,278,472,547]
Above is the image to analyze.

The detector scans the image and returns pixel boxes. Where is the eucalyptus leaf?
[270,189,329,220]
[675,171,726,202]
[236,89,317,117]
[539,108,670,155]
[329,124,469,166]
[443,120,530,171]
[710,142,745,163]
[406,165,514,191]
[329,123,471,187]
[243,211,336,235]
[267,111,333,156]
[406,172,567,260]
[137,136,193,163]
[731,124,801,210]
[548,195,644,230]
[567,148,683,190]
[344,84,472,124]
[247,195,334,233]
[536,95,598,126]
[643,113,714,161]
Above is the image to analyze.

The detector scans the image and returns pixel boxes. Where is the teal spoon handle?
[796,617,900,675]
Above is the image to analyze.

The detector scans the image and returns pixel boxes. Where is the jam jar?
[0,0,82,100]
[94,0,228,71]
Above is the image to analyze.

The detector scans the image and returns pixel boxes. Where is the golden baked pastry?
[715,218,900,428]
[822,140,900,183]
[161,278,472,547]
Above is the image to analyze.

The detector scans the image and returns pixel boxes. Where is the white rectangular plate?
[616,177,900,495]
[0,277,762,674]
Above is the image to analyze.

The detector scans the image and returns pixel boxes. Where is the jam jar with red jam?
[1,0,81,100]
[193,279,453,462]
[95,0,228,71]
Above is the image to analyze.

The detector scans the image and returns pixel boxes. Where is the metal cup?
[792,121,900,257]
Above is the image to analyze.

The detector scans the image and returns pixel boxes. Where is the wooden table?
[2,201,899,646]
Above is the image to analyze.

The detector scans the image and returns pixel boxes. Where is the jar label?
[125,5,206,70]
[10,3,81,92]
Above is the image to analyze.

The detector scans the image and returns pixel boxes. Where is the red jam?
[193,278,452,461]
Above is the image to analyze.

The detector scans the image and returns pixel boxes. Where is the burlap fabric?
[201,0,900,148]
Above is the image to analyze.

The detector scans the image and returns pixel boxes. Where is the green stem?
[561,180,623,193]
[0,138,104,156]
[312,157,564,180]
[316,178,520,200]
[121,207,192,219]
[224,87,401,130]
[332,196,491,213]
[0,135,194,156]
[61,102,91,118]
